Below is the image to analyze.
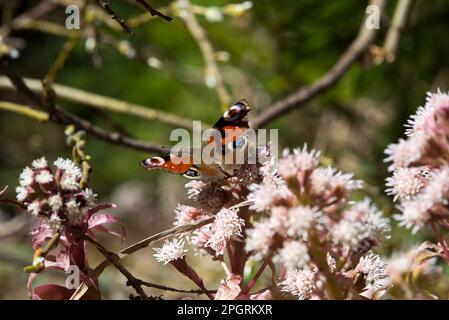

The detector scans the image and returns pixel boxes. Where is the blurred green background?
[1,0,449,299]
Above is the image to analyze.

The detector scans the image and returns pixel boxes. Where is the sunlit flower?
[279,268,318,300]
[333,199,389,251]
[353,252,389,294]
[207,208,245,256]
[19,167,34,187]
[286,206,321,240]
[385,167,430,201]
[154,238,187,265]
[274,240,309,269]
[395,200,430,234]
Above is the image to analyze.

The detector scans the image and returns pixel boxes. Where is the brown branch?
[0,59,170,155]
[135,0,172,21]
[84,235,148,298]
[252,0,387,129]
[135,279,215,294]
[0,76,198,129]
[96,0,132,34]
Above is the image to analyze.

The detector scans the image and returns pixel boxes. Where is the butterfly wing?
[141,99,253,180]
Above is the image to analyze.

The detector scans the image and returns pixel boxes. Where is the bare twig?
[70,216,214,300]
[135,0,172,21]
[0,59,171,154]
[381,0,415,63]
[0,76,198,129]
[85,235,148,298]
[178,0,230,111]
[96,0,132,34]
[0,101,49,121]
[136,279,215,294]
[252,0,387,128]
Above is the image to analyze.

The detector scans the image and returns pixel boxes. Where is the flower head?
[279,268,318,300]
[154,238,187,265]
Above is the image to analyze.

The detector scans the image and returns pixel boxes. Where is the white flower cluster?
[16,157,97,229]
[245,146,390,299]
[385,90,449,233]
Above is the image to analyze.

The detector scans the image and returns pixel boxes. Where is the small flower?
[32,157,48,169]
[384,134,441,172]
[274,240,309,269]
[395,200,430,234]
[19,167,34,187]
[185,181,224,211]
[309,167,363,208]
[327,253,336,272]
[245,218,277,260]
[174,205,206,227]
[385,167,430,201]
[286,206,321,240]
[279,268,317,300]
[84,188,97,206]
[35,170,53,184]
[154,238,187,265]
[206,208,245,256]
[48,194,63,211]
[16,186,29,202]
[278,145,321,179]
[333,199,389,251]
[48,213,62,231]
[54,158,82,190]
[204,7,223,22]
[27,201,41,216]
[65,199,83,225]
[248,175,292,212]
[353,252,389,294]
[222,1,253,17]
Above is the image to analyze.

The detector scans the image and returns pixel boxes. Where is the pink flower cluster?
[154,145,390,300]
[16,157,124,299]
[384,90,449,233]
[245,145,390,299]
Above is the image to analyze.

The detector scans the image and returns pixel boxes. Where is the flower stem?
[242,252,272,295]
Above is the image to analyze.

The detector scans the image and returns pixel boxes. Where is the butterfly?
[140,100,253,181]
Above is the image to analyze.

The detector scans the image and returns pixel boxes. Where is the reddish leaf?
[30,221,53,249]
[88,213,126,240]
[85,203,117,220]
[32,284,75,300]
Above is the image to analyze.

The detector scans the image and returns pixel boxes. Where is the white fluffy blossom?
[279,268,318,300]
[32,157,48,169]
[154,238,187,265]
[19,167,33,187]
[354,252,389,294]
[274,240,309,269]
[286,206,321,240]
[206,208,244,256]
[54,158,82,190]
[333,199,389,250]
[35,170,53,184]
[385,167,430,201]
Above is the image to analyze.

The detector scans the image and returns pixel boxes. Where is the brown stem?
[252,0,388,128]
[242,252,273,295]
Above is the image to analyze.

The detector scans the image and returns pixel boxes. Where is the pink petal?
[88,213,126,240]
[85,203,117,219]
[30,221,53,249]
